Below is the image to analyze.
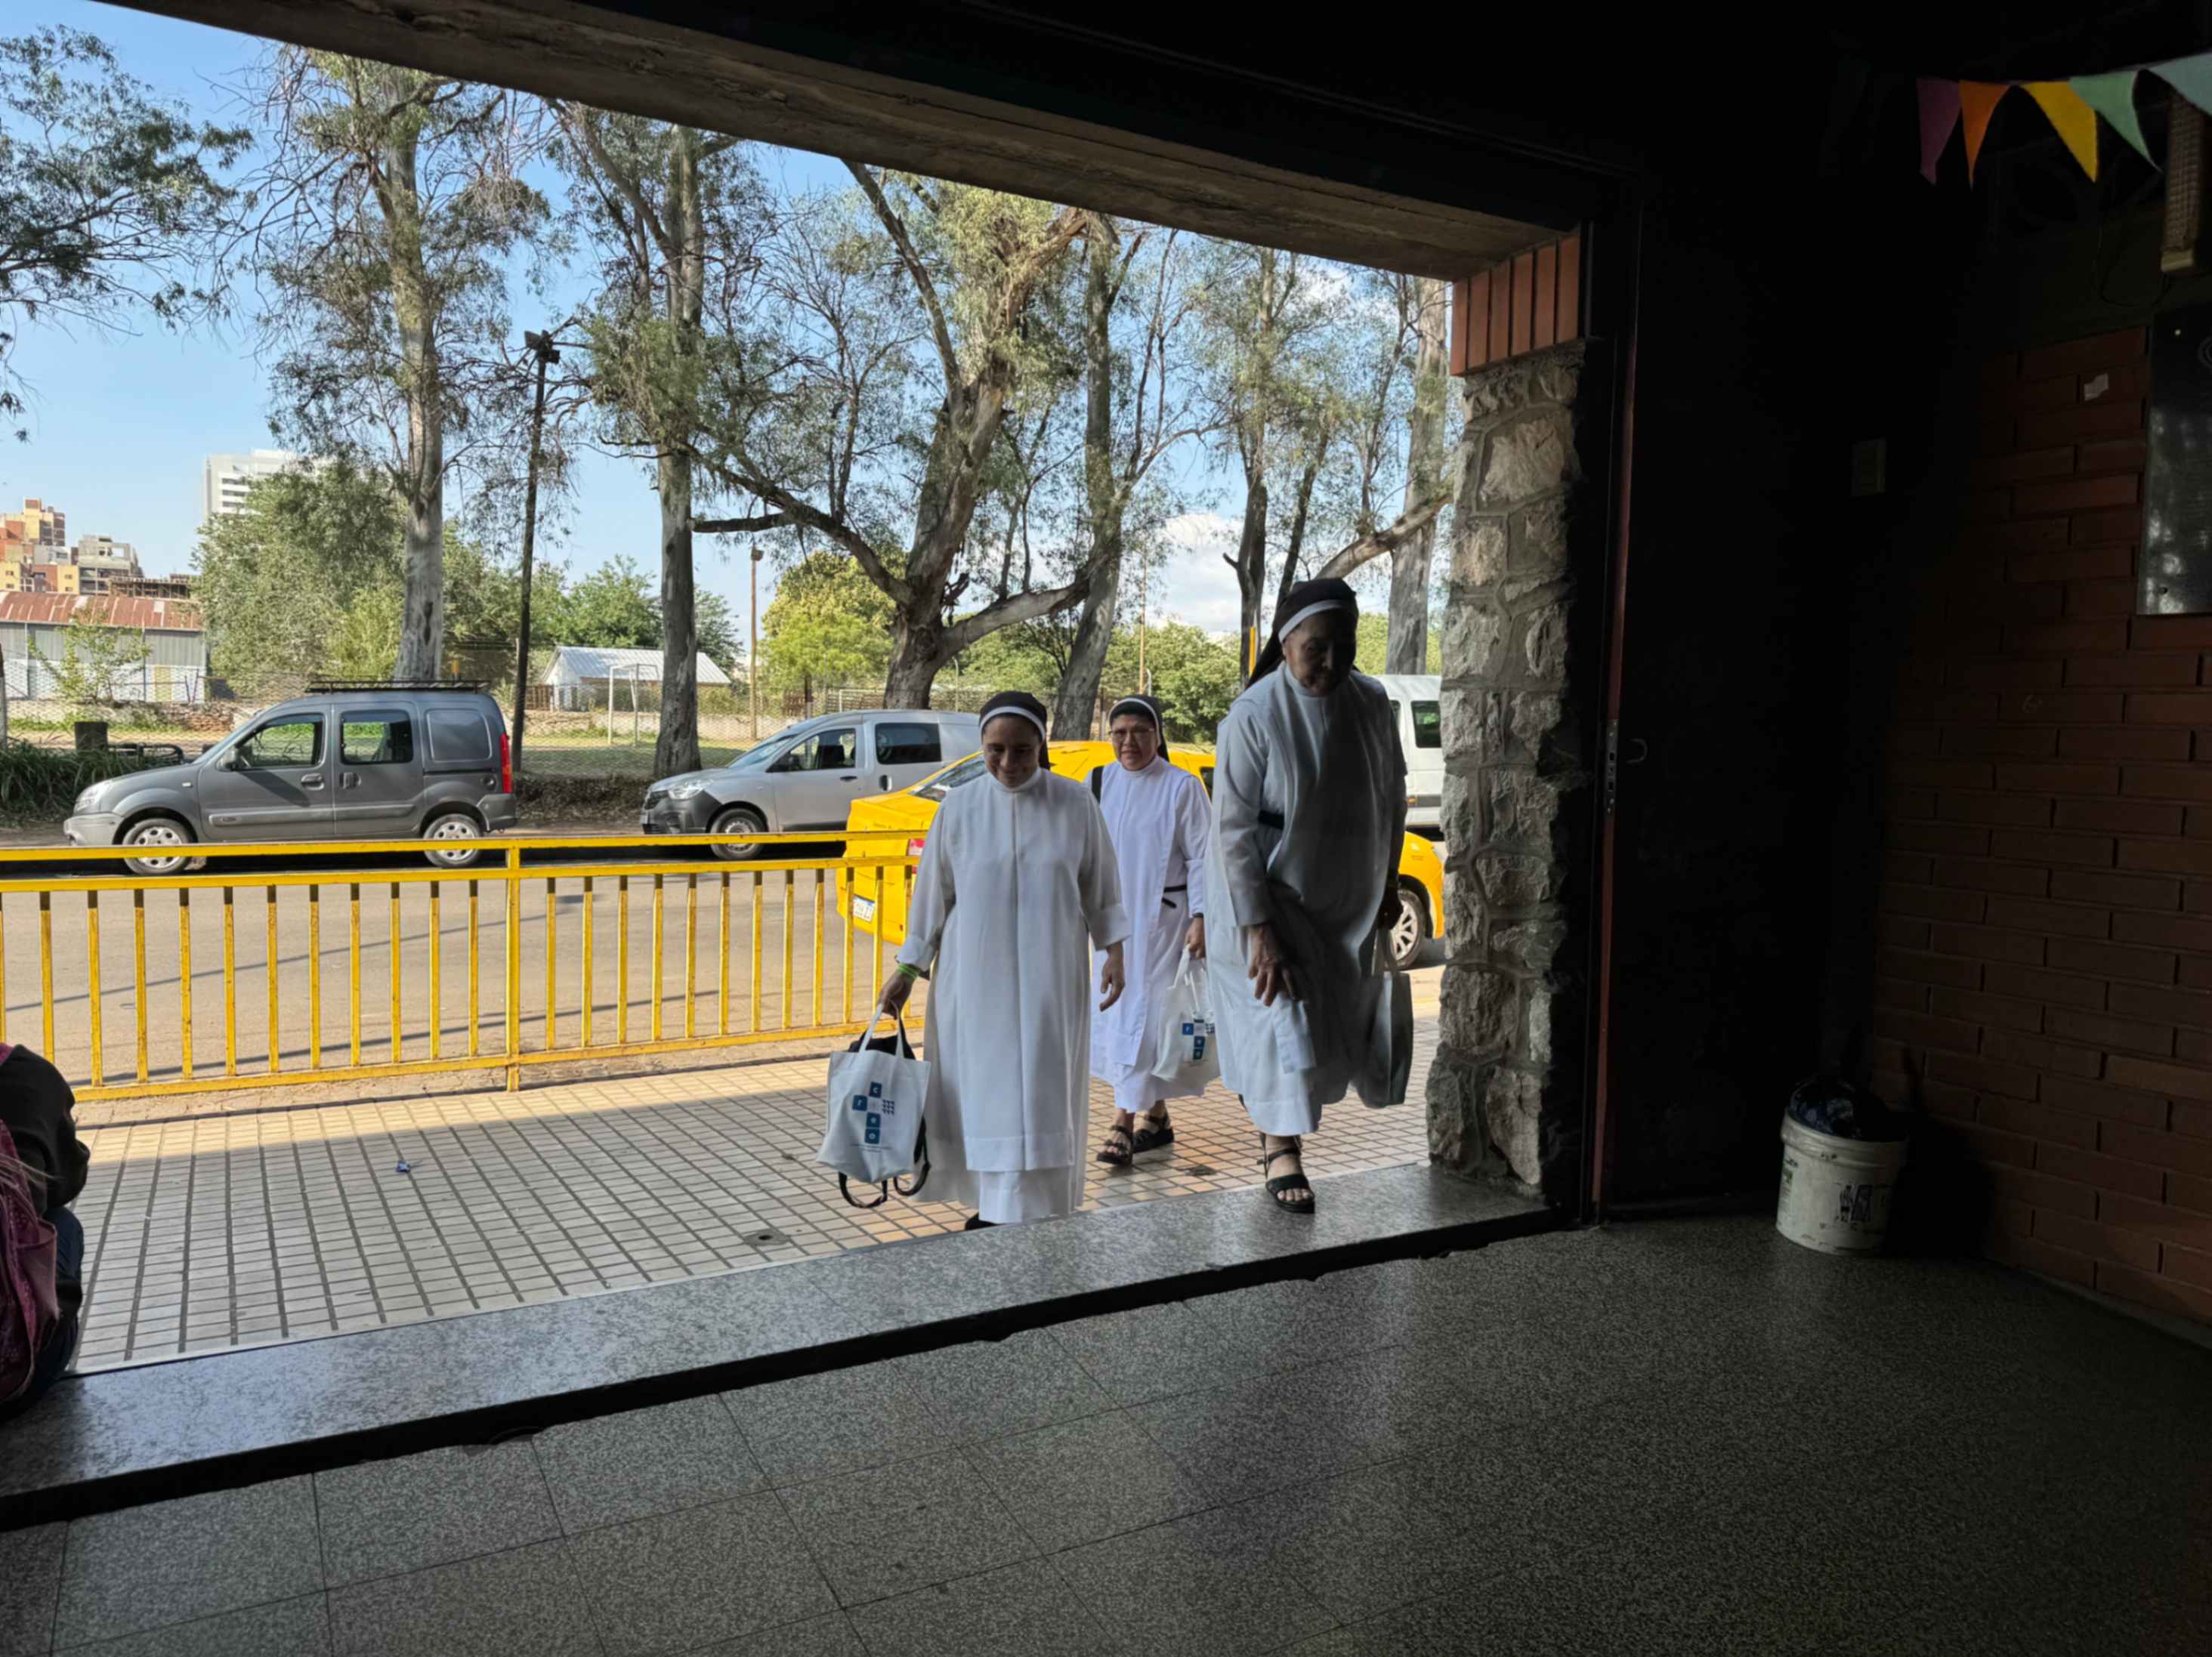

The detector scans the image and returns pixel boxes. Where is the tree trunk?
[880,383,1009,705]
[883,626,947,708]
[1386,276,1450,674]
[1233,477,1268,679]
[656,131,706,776]
[1052,211,1125,740]
[656,449,700,774]
[385,129,445,681]
[1052,538,1120,738]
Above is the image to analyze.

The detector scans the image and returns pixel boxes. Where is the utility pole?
[511,330,561,779]
[749,545,762,742]
[1137,559,1149,696]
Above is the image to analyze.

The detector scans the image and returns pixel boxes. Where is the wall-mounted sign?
[2142,304,2212,613]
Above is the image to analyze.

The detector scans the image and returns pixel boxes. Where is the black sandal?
[963,1214,996,1231]
[1260,1135,1315,1215]
[1097,1123,1135,1167]
[1129,1113,1176,1155]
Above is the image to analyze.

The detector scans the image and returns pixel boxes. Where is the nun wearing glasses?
[1206,577,1408,1214]
[878,690,1129,1228]
[1084,693,1212,1168]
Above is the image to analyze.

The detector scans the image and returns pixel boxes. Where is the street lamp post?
[511,329,561,780]
[750,545,763,742]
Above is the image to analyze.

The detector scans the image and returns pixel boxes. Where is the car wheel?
[422,810,484,869]
[1387,881,1429,972]
[122,816,195,878]
[708,805,767,861]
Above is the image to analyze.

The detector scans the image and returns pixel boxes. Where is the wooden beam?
[117,0,1558,278]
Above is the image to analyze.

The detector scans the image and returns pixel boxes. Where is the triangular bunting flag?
[2155,51,2212,120]
[1960,81,2011,182]
[2073,69,2155,168]
[2025,82,2098,179]
[1917,79,1962,182]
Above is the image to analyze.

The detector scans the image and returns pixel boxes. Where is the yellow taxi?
[836,740,1445,971]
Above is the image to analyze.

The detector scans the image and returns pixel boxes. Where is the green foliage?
[0,745,144,823]
[1138,623,1242,741]
[0,26,249,440]
[556,555,660,650]
[760,553,894,693]
[196,462,548,683]
[1355,613,1441,675]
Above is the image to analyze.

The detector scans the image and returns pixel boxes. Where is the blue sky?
[4,2,1256,638]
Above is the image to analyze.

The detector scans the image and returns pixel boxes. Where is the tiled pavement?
[66,988,1441,1370]
[7,1214,2209,1655]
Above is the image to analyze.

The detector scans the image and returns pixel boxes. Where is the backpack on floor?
[0,1041,62,1403]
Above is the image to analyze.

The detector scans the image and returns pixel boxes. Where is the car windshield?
[913,754,987,799]
[726,737,791,773]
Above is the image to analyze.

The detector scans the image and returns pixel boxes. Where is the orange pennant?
[1960,81,2011,183]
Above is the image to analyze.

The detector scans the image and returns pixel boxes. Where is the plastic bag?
[1785,1073,1909,1142]
[1358,971,1413,1107]
[1148,951,1221,1086]
[817,1011,931,1206]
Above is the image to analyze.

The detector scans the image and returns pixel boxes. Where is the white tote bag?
[817,1011,931,1207]
[1148,951,1221,1086]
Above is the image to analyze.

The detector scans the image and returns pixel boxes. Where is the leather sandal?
[1097,1123,1135,1166]
[1129,1112,1176,1155]
[1260,1135,1315,1214]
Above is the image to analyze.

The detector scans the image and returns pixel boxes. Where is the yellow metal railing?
[0,835,910,1101]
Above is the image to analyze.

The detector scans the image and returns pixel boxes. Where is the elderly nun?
[1084,693,1212,1167]
[1204,578,1408,1213]
[879,690,1129,1227]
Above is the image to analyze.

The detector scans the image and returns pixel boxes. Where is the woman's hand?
[1098,943,1126,1011]
[1183,915,1207,961]
[1247,921,1296,1007]
[879,970,916,1017]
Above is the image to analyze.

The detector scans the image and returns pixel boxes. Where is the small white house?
[540,644,731,710]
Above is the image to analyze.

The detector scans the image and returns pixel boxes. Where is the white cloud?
[1152,511,1245,635]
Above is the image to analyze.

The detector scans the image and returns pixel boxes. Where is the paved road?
[4,853,894,1090]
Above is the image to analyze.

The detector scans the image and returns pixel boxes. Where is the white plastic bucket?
[1776,1113,1909,1255]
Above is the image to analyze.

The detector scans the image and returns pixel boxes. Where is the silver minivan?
[64,685,517,875]
[641,709,982,858]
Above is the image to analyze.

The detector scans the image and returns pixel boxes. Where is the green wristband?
[895,962,926,983]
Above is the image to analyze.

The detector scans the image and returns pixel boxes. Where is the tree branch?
[691,513,789,534]
[1312,453,1463,581]
[560,104,674,262]
[845,160,957,391]
[940,579,1087,655]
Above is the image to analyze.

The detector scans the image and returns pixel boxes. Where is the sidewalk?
[67,999,1442,1370]
[11,1213,2208,1656]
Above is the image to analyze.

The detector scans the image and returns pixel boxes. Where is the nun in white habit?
[1204,579,1407,1214]
[878,691,1129,1228]
[1085,694,1211,1167]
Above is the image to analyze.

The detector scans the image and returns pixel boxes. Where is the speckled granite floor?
[5,1212,2207,1655]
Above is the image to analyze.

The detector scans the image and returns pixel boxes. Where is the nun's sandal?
[1261,1135,1315,1214]
[1130,1110,1176,1155]
[1097,1123,1135,1166]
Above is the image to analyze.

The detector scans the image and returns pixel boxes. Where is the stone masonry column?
[1426,341,1601,1203]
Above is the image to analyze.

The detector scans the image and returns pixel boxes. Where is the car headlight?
[665,781,706,801]
[74,788,102,812]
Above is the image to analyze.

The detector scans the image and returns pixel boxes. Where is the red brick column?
[1874,324,2212,1324]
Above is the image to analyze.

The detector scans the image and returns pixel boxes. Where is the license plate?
[852,896,876,921]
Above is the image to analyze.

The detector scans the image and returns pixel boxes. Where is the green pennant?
[2074,68,2155,167]
[2154,52,2212,128]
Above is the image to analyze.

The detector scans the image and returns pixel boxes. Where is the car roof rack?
[304,680,490,693]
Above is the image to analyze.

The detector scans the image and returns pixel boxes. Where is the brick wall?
[1876,323,2212,1327]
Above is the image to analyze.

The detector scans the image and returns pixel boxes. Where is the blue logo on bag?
[865,1112,882,1144]
[852,1094,869,1112]
[879,1096,896,1115]
[869,1082,882,1098]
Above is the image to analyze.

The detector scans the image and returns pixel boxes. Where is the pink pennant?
[1918,79,1963,183]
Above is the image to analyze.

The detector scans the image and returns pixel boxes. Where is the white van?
[1370,674,1444,834]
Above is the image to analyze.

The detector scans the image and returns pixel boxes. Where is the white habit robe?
[1204,665,1408,1135]
[1088,757,1212,1117]
[899,766,1130,1222]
